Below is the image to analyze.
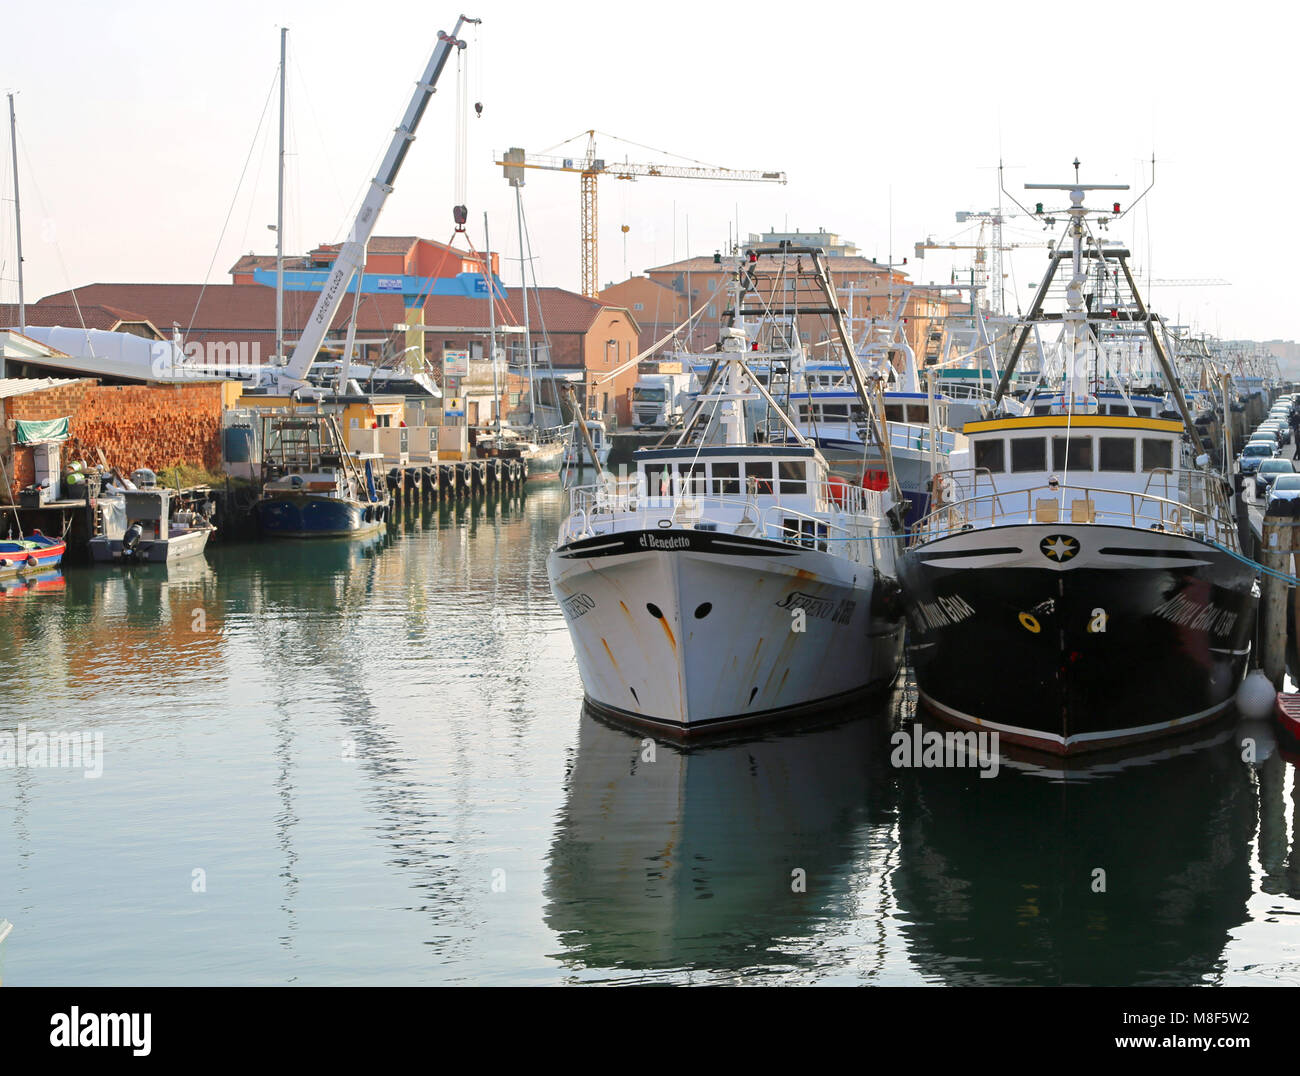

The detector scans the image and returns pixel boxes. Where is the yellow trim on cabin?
[963,415,1184,435]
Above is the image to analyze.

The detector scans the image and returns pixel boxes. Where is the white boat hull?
[548,529,904,733]
[89,527,212,563]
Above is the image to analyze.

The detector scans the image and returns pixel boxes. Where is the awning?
[14,417,70,444]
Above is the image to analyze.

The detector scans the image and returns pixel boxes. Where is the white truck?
[631,371,694,429]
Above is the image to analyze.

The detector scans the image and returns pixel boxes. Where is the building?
[416,288,640,426]
[746,227,859,257]
[230,235,496,286]
[0,304,164,341]
[596,277,688,359]
[635,250,950,359]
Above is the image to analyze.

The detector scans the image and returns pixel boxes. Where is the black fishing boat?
[898,168,1258,754]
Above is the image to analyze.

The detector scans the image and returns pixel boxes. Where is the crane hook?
[474,102,483,117]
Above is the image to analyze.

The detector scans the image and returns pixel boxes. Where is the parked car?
[1267,473,1300,511]
[1256,423,1288,446]
[1255,457,1297,497]
[1239,440,1278,475]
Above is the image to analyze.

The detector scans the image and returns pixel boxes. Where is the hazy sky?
[0,0,1293,340]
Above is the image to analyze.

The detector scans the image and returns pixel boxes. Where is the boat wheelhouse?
[254,412,390,538]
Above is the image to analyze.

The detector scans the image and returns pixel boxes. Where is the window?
[746,461,775,492]
[778,460,807,495]
[707,305,716,318]
[823,404,849,420]
[1098,436,1136,471]
[905,405,930,423]
[973,439,1005,473]
[1142,438,1173,472]
[680,462,706,496]
[633,302,644,311]
[885,404,905,423]
[711,461,740,495]
[1010,437,1047,473]
[1051,436,1093,471]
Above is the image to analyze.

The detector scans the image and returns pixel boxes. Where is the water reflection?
[545,702,899,977]
[891,709,1257,985]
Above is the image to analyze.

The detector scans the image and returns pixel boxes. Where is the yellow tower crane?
[497,131,786,298]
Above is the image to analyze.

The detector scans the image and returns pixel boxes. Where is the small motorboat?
[90,488,215,563]
[0,530,66,576]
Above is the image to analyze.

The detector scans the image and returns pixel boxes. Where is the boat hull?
[898,522,1258,755]
[255,493,386,538]
[90,527,212,563]
[525,440,566,480]
[0,535,65,576]
[548,528,905,733]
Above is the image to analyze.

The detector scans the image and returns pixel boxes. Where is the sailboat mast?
[515,184,535,425]
[485,213,498,436]
[275,27,287,364]
[8,93,24,334]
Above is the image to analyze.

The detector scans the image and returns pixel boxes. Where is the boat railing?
[911,471,1237,548]
[558,476,885,555]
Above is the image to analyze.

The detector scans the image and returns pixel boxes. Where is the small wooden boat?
[1275,691,1300,747]
[0,530,65,576]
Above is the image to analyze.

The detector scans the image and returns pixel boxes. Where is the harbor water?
[2,484,1300,985]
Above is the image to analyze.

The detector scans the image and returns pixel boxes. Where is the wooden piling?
[1261,512,1292,688]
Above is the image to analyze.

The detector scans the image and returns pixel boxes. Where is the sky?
[0,0,1294,341]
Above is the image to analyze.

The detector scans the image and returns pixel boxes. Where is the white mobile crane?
[257,14,480,396]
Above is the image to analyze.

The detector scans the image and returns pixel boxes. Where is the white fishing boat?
[548,261,907,734]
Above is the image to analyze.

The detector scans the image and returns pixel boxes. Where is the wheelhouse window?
[680,462,706,496]
[746,461,775,492]
[905,405,929,423]
[1010,437,1047,473]
[1052,435,1093,472]
[1098,436,1136,472]
[1142,438,1173,472]
[710,461,740,495]
[973,439,1005,474]
[822,404,849,420]
[885,404,905,423]
[778,460,807,495]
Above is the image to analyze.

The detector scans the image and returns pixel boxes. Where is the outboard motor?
[122,523,144,557]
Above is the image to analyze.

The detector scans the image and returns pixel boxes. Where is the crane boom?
[495,133,786,298]
[263,14,480,393]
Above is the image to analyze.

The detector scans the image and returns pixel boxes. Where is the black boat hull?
[898,523,1258,754]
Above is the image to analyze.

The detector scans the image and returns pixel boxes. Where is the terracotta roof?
[36,284,405,341]
[418,287,634,335]
[647,255,901,275]
[0,303,159,333]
